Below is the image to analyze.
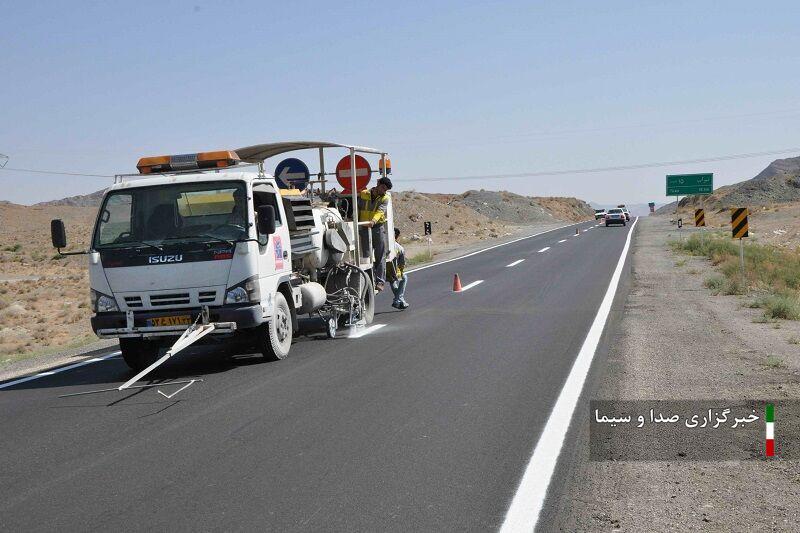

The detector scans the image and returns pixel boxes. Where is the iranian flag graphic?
[765,403,775,457]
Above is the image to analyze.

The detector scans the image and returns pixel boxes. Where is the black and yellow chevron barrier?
[731,208,748,239]
[695,209,705,227]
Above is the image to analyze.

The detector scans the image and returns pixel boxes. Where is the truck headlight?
[225,276,260,304]
[91,289,119,313]
[225,287,248,304]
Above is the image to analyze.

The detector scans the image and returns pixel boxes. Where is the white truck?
[50,142,395,372]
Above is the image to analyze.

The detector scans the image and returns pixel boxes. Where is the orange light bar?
[136,150,241,174]
[379,157,392,175]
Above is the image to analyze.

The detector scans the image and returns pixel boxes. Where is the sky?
[2,1,800,205]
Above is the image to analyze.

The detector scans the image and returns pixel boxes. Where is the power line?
[0,167,113,178]
[401,147,800,182]
[1,147,798,183]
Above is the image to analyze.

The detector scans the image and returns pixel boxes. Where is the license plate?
[147,315,191,327]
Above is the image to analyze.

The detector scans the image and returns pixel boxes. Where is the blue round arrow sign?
[274,158,310,190]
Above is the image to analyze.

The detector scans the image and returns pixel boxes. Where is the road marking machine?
[51,142,395,396]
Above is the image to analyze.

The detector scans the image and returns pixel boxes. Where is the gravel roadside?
[551,216,800,532]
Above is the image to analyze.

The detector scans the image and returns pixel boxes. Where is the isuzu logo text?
[148,254,183,264]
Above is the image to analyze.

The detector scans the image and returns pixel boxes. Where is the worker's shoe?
[392,301,409,310]
[375,281,386,292]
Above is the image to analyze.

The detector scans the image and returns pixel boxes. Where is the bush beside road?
[671,232,800,321]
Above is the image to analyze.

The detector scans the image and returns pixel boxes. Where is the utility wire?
[1,147,798,182]
[0,167,113,178]
[402,147,800,182]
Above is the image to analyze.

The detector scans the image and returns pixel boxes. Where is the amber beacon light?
[136,150,241,174]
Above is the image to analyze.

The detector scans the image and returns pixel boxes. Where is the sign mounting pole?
[350,148,360,264]
[319,147,326,194]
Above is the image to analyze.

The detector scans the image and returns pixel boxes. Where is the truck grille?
[150,292,191,306]
[198,290,216,304]
[117,288,222,310]
[124,296,143,308]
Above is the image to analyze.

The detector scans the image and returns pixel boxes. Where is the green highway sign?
[666,173,713,196]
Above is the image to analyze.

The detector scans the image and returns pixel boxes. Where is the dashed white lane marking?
[0,351,122,390]
[499,217,639,532]
[406,223,580,274]
[457,280,484,292]
[537,247,550,253]
[557,239,567,243]
[506,259,525,267]
[346,324,386,339]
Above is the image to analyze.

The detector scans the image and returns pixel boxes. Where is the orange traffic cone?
[453,273,462,292]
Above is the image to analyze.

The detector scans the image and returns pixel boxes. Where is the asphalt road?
[0,219,636,532]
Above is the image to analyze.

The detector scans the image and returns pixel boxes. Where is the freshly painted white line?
[457,280,484,292]
[506,259,525,267]
[537,247,550,253]
[406,222,580,274]
[557,239,567,243]
[346,323,386,339]
[0,352,122,390]
[499,217,638,532]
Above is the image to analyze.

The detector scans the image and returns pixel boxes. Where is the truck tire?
[120,338,161,371]
[259,292,293,361]
[361,274,375,325]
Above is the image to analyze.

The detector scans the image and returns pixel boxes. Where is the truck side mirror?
[51,219,67,249]
[257,206,276,236]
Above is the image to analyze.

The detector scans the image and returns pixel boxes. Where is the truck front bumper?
[92,304,264,338]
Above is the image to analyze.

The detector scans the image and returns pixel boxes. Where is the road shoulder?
[550,217,800,531]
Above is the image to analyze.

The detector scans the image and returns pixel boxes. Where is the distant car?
[620,208,631,221]
[605,208,626,226]
[594,209,606,220]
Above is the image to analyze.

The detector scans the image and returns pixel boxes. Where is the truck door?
[252,182,291,290]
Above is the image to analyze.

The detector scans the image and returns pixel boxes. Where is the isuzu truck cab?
[51,142,394,371]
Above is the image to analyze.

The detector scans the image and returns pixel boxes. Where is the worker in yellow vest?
[358,176,392,292]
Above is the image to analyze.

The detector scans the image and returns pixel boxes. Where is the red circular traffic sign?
[335,155,372,191]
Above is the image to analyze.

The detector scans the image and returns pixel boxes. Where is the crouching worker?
[387,227,409,309]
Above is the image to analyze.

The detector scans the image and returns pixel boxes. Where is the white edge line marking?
[457,280,484,292]
[499,217,638,532]
[557,239,567,243]
[346,323,386,339]
[0,351,122,390]
[506,259,525,267]
[405,222,580,274]
[537,247,550,253]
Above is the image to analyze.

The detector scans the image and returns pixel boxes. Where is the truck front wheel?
[259,292,293,361]
[119,338,161,371]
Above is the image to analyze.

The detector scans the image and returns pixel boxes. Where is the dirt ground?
[553,216,800,532]
[0,203,96,364]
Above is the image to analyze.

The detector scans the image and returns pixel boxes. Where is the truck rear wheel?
[259,292,293,361]
[361,274,375,325]
[119,338,161,371]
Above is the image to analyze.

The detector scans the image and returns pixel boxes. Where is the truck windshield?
[94,181,248,249]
